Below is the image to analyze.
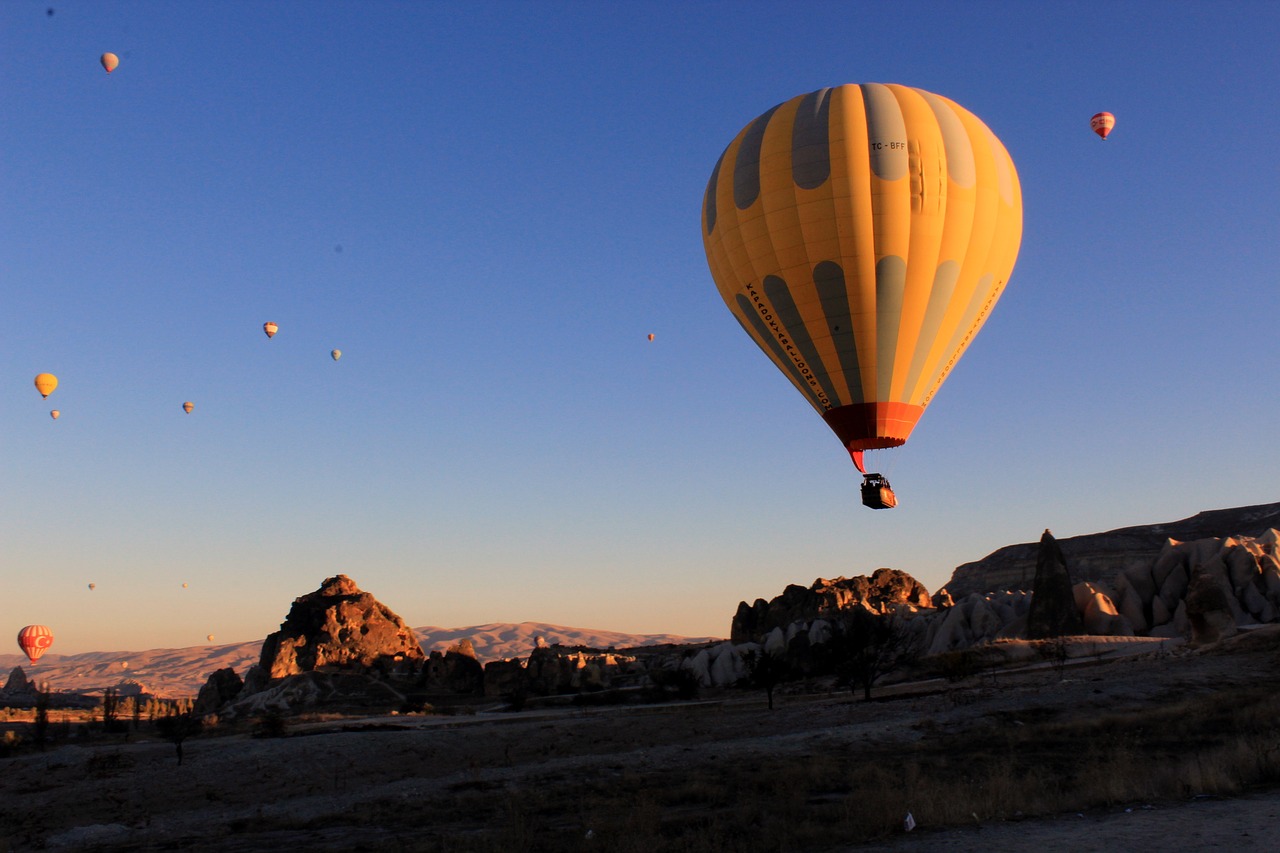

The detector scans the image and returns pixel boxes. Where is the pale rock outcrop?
[681,649,712,687]
[222,671,407,719]
[708,642,747,687]
[1185,569,1238,644]
[763,627,787,657]
[1080,590,1134,636]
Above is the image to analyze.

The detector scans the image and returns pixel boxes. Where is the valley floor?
[3,629,1280,851]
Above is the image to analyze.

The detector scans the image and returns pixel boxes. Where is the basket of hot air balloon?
[702,84,1022,508]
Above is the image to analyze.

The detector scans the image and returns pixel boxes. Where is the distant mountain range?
[0,622,722,699]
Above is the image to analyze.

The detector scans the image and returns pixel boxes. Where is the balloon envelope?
[50,410,60,420]
[702,83,1022,465]
[263,321,278,338]
[206,634,215,642]
[34,373,58,398]
[183,401,194,413]
[100,52,118,73]
[88,583,96,591]
[17,625,54,664]
[647,333,655,342]
[331,349,341,361]
[1090,112,1115,139]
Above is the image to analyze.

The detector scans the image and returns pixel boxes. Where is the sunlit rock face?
[941,503,1280,601]
[257,574,426,679]
[731,569,932,642]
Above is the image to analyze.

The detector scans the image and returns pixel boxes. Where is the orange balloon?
[50,410,60,420]
[1091,112,1115,140]
[17,625,53,664]
[34,373,58,398]
[263,321,278,339]
[647,333,655,342]
[100,53,119,73]
[183,401,194,414]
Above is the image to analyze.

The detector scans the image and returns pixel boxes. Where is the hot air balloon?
[647,334,655,342]
[183,401,194,414]
[263,322,278,339]
[88,583,96,591]
[331,349,342,361]
[1090,112,1115,140]
[206,634,215,642]
[34,373,58,398]
[100,52,118,73]
[702,84,1022,508]
[17,625,54,664]
[50,410,60,420]
[182,582,188,588]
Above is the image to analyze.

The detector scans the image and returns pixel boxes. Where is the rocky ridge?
[941,502,1280,600]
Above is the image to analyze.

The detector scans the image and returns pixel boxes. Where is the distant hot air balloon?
[120,661,128,669]
[50,410,60,420]
[331,349,342,361]
[1090,112,1115,140]
[17,625,54,664]
[182,582,188,588]
[206,634,215,642]
[183,401,194,414]
[263,321,278,339]
[100,52,118,73]
[88,583,96,591]
[647,333,655,342]
[702,83,1022,507]
[34,373,58,398]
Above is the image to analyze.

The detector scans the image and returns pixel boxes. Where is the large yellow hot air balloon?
[34,373,58,398]
[100,52,119,73]
[702,84,1022,501]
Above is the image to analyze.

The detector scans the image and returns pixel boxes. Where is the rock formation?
[1027,530,1083,638]
[941,502,1280,600]
[257,574,425,679]
[731,569,932,642]
[1,666,34,696]
[194,667,244,716]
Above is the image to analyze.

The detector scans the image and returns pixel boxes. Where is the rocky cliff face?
[731,569,932,642]
[941,503,1280,600]
[256,574,425,679]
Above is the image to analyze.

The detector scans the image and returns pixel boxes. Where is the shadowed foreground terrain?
[5,630,1280,851]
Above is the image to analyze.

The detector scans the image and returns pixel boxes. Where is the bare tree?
[741,649,789,710]
[155,707,203,765]
[831,609,922,701]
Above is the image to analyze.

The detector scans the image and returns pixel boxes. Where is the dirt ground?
[3,631,1280,852]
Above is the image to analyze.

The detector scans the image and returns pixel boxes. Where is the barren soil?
[3,631,1280,852]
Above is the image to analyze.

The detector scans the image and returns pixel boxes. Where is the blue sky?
[4,1,1277,654]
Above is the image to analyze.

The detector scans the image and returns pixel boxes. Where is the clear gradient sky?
[4,2,1278,654]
